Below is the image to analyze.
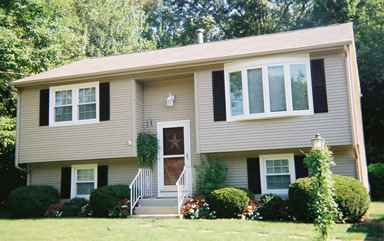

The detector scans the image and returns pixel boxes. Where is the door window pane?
[291,64,309,110]
[164,157,184,185]
[248,68,264,114]
[268,66,286,112]
[229,71,243,116]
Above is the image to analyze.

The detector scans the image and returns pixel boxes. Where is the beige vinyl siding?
[142,77,198,195]
[29,158,140,196]
[136,81,144,133]
[18,77,135,163]
[214,145,356,191]
[195,50,353,154]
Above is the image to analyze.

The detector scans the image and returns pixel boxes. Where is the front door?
[157,120,190,197]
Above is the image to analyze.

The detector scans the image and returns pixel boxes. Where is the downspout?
[344,44,362,183]
[14,88,28,173]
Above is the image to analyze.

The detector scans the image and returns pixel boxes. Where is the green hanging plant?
[137,132,158,170]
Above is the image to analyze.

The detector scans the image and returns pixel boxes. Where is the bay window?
[225,55,313,121]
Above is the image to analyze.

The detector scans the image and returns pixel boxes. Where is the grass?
[0,202,383,241]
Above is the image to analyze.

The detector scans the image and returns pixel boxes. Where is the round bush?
[368,163,384,200]
[8,185,59,218]
[289,175,370,222]
[206,187,250,219]
[236,187,255,201]
[90,184,130,217]
[62,197,88,217]
[333,175,370,221]
[257,194,284,221]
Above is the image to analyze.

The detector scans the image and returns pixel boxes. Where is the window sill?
[227,110,314,122]
[49,119,99,127]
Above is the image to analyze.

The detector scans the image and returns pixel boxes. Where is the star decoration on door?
[167,134,183,151]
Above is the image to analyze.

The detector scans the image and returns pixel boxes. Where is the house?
[11,23,368,213]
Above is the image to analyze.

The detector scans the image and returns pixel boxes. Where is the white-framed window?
[71,164,98,199]
[259,153,296,196]
[224,54,314,121]
[50,82,99,126]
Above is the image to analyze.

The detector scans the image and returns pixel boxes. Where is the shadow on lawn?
[346,219,384,241]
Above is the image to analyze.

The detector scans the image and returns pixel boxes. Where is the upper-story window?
[50,82,99,126]
[224,55,314,121]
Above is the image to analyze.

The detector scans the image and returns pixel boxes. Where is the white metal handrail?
[129,168,152,216]
[176,166,193,218]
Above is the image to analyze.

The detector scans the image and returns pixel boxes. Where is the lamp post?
[311,133,325,150]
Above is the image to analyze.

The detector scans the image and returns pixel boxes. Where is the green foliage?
[289,175,370,222]
[194,154,228,196]
[181,195,216,219]
[8,185,59,218]
[289,177,315,221]
[61,197,89,217]
[368,163,384,199]
[108,198,130,218]
[354,0,384,165]
[303,146,340,240]
[333,175,370,222]
[206,187,249,219]
[137,132,158,170]
[73,0,156,57]
[0,117,26,207]
[257,194,283,221]
[89,184,130,217]
[236,188,255,201]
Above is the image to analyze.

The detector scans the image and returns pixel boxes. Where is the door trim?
[157,120,191,197]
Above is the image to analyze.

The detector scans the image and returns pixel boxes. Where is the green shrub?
[90,184,130,217]
[194,154,228,196]
[257,194,283,221]
[332,175,370,221]
[206,187,249,219]
[368,163,384,200]
[62,197,88,217]
[8,185,59,218]
[236,188,255,201]
[289,178,314,221]
[289,175,370,222]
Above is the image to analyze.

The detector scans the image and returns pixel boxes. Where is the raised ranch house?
[11,22,368,217]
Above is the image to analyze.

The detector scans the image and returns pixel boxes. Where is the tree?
[354,0,384,164]
[74,0,156,57]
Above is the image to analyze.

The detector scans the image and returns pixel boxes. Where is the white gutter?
[14,88,27,173]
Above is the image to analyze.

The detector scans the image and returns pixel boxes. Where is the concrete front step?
[133,198,179,216]
[138,198,178,207]
[131,214,180,219]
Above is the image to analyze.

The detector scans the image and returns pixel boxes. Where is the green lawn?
[0,202,383,241]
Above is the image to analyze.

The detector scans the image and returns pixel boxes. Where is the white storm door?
[157,120,190,197]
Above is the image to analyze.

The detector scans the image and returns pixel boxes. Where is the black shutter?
[247,158,262,194]
[212,70,226,121]
[294,155,309,179]
[99,82,110,121]
[311,59,328,113]
[98,165,108,188]
[39,89,49,126]
[61,167,71,199]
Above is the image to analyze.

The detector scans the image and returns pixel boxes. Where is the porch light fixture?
[311,133,325,150]
[167,92,175,106]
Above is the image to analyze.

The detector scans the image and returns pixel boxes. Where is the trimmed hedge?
[257,194,284,221]
[289,175,370,222]
[62,197,88,217]
[207,187,250,219]
[368,163,384,200]
[8,185,59,218]
[90,184,130,217]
